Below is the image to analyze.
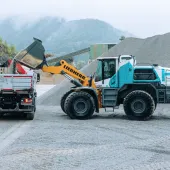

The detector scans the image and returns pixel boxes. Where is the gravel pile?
[102,32,170,67]
[38,32,170,106]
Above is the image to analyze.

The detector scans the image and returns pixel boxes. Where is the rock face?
[38,32,170,106]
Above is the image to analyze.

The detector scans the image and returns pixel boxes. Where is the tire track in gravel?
[0,120,32,153]
[0,90,50,154]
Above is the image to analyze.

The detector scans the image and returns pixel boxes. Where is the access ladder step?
[102,88,118,107]
[157,89,166,103]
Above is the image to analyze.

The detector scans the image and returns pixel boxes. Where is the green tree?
[0,37,2,44]
[0,37,17,58]
[8,45,17,58]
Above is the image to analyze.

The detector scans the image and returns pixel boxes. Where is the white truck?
[0,72,39,120]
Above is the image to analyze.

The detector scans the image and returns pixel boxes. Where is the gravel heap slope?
[102,32,170,67]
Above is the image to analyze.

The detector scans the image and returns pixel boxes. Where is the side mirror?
[37,73,40,82]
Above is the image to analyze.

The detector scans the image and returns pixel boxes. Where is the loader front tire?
[64,91,95,120]
[60,91,72,113]
[123,90,155,121]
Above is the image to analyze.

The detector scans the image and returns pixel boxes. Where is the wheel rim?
[73,99,88,116]
[131,99,146,115]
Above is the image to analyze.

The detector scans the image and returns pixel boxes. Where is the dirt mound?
[102,32,170,67]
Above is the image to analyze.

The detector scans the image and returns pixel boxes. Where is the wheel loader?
[15,38,170,120]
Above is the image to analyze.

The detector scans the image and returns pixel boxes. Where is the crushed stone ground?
[0,104,170,170]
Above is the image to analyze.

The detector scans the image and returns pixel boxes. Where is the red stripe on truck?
[4,76,32,78]
[3,88,13,90]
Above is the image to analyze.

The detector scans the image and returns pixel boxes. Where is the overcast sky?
[0,0,169,38]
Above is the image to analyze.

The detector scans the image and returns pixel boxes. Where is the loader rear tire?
[123,90,155,121]
[64,91,95,120]
[154,99,157,110]
[60,91,72,113]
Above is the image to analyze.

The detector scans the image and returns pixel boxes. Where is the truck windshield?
[95,59,116,82]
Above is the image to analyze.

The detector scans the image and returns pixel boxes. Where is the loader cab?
[95,55,136,87]
[95,57,117,83]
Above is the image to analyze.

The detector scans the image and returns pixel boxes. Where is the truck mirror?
[37,73,40,82]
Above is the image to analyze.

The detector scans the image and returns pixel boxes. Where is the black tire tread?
[26,97,36,120]
[64,91,95,120]
[26,112,35,120]
[123,90,155,121]
[60,91,72,113]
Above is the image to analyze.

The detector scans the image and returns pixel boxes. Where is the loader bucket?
[14,38,46,69]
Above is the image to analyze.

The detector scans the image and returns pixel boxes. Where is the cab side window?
[103,60,116,79]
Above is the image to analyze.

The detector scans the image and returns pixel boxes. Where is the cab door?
[95,58,117,87]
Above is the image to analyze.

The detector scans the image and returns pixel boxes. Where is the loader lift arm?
[42,60,96,88]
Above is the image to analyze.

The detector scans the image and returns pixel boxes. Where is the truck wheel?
[123,90,155,120]
[60,91,72,113]
[26,112,35,120]
[33,102,36,112]
[64,91,95,120]
[26,99,36,120]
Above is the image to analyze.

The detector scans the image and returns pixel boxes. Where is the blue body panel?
[162,69,170,82]
[109,62,134,88]
[109,62,161,88]
[162,69,165,82]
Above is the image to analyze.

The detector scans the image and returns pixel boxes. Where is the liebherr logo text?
[64,65,86,80]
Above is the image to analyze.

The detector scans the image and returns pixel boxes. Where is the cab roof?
[97,55,133,60]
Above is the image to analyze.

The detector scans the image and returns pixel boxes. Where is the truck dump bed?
[0,74,36,91]
[0,73,37,116]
